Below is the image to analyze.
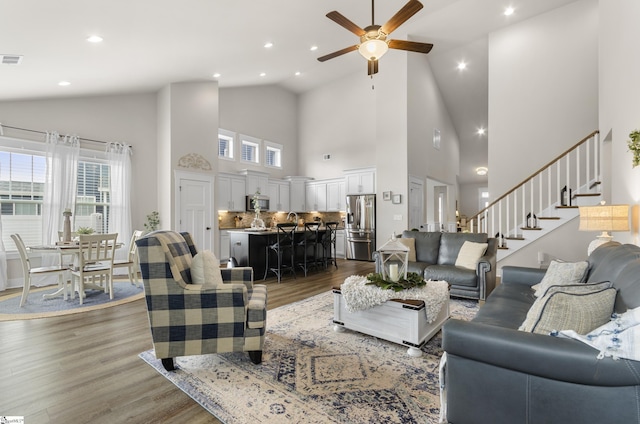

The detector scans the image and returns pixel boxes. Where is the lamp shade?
[358,39,389,61]
[579,204,629,232]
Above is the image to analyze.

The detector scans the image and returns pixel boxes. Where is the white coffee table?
[332,281,450,357]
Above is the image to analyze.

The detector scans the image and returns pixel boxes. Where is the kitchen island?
[228,227,338,279]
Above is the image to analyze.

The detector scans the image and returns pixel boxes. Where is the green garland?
[366,271,426,292]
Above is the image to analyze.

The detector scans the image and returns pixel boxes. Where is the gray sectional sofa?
[442,241,640,424]
[382,231,498,300]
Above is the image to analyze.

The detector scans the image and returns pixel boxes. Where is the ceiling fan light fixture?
[358,39,388,61]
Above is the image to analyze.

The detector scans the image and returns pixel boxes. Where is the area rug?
[140,291,479,423]
[0,281,144,321]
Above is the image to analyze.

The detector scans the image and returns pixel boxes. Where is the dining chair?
[70,233,118,305]
[113,230,144,286]
[11,234,70,307]
[57,230,78,267]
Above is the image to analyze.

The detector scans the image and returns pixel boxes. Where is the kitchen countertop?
[227,226,344,235]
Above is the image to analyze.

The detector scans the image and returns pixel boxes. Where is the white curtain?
[107,142,133,272]
[36,133,79,286]
[0,214,7,291]
[42,133,80,245]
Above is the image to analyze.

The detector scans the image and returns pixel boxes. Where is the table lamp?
[579,201,629,255]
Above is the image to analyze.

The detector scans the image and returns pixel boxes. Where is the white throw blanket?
[555,306,640,361]
[340,275,449,324]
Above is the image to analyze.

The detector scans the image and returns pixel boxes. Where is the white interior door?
[175,171,213,251]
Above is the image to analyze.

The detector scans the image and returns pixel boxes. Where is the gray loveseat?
[376,231,497,300]
[442,242,640,424]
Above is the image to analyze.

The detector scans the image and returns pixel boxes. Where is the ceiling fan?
[317,0,433,76]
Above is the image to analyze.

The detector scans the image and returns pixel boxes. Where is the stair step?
[573,192,601,198]
[589,181,602,190]
[556,205,579,209]
[497,246,509,250]
[521,227,542,231]
[538,216,561,220]
[506,237,525,241]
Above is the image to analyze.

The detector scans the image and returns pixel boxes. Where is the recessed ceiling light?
[213,73,221,78]
[457,61,467,70]
[295,71,301,76]
[476,167,488,176]
[264,42,273,48]
[58,81,71,86]
[87,35,103,43]
[477,127,486,135]
[504,7,514,16]
[310,45,318,51]
[260,72,266,77]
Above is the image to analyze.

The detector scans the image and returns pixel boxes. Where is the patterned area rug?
[0,281,144,321]
[139,291,479,424]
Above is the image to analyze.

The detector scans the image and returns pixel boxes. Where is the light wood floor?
[0,259,375,424]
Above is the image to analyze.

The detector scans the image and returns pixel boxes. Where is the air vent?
[1,55,23,65]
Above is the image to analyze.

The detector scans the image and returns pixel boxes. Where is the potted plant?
[628,129,640,168]
[76,226,94,235]
[144,211,160,232]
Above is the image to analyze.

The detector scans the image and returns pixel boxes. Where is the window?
[264,141,282,168]
[0,141,112,248]
[240,135,260,164]
[479,189,489,210]
[218,129,235,160]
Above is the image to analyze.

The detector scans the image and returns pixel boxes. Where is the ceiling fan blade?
[388,39,433,54]
[326,11,366,36]
[381,0,423,35]
[317,45,358,62]
[368,59,379,76]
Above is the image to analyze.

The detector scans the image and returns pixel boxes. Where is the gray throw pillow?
[519,285,616,335]
[531,260,589,297]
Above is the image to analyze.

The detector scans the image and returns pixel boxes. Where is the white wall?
[488,0,599,198]
[599,0,640,245]
[407,53,461,226]
[0,93,158,231]
[298,72,376,179]
[219,85,298,178]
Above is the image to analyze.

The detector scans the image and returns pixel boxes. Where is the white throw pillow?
[191,250,224,286]
[398,237,417,262]
[532,260,589,297]
[455,241,488,270]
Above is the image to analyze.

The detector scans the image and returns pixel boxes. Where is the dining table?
[28,241,123,300]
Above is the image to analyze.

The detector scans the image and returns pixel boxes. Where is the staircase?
[468,130,602,262]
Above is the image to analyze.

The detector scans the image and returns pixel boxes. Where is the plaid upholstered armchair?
[136,230,267,371]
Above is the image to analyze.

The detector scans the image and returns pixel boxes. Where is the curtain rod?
[0,123,128,147]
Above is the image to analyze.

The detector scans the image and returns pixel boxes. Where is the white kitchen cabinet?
[217,174,246,211]
[345,168,376,194]
[242,170,269,196]
[305,181,327,212]
[267,179,290,212]
[286,176,311,212]
[335,229,346,258]
[219,230,230,261]
[326,179,346,211]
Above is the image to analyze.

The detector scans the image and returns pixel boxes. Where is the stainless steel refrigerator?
[345,194,376,261]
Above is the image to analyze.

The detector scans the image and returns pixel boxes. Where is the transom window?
[240,135,260,164]
[264,141,282,168]
[218,129,235,160]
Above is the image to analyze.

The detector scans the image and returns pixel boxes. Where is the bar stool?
[264,223,297,283]
[322,222,339,269]
[298,222,321,276]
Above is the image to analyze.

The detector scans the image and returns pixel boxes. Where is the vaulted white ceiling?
[0,0,578,183]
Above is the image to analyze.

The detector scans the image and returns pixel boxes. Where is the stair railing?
[469,130,600,246]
